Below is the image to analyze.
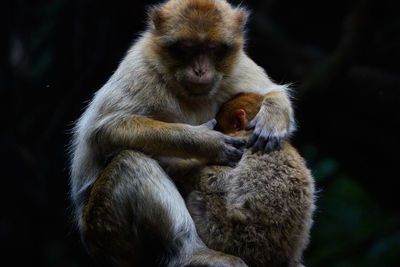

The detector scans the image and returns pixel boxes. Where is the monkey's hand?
[197,119,245,167]
[246,91,293,153]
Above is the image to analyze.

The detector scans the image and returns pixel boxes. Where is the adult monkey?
[70,0,294,266]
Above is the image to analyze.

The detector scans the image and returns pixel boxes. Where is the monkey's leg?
[82,150,246,267]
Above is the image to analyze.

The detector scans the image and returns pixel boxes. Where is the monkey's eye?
[180,41,195,49]
[211,43,231,57]
[207,42,220,49]
[167,41,196,56]
[166,41,190,59]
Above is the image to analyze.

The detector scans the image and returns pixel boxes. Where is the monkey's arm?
[226,54,295,152]
[91,117,245,166]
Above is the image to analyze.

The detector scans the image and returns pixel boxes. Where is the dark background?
[1,0,399,266]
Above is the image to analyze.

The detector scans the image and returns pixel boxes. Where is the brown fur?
[82,152,141,267]
[91,116,222,160]
[149,0,246,77]
[215,93,264,134]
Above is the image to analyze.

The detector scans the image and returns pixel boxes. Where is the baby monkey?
[169,93,315,267]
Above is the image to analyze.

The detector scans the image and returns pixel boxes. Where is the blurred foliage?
[301,145,400,266]
[1,0,399,266]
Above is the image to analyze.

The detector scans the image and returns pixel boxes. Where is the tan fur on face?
[151,0,246,41]
[148,0,248,79]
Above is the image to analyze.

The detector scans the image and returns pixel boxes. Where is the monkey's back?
[187,139,315,267]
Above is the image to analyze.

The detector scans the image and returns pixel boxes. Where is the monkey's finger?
[245,119,256,130]
[278,138,284,150]
[217,146,243,167]
[227,146,244,162]
[246,131,259,148]
[202,119,217,130]
[265,136,284,153]
[252,135,268,153]
[225,136,246,147]
[273,137,284,151]
[265,136,277,153]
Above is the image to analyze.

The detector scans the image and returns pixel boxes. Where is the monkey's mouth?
[184,82,214,96]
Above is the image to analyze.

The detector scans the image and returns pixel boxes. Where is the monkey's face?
[149,0,248,97]
[167,39,233,96]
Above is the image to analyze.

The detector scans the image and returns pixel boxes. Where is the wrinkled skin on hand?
[199,119,246,166]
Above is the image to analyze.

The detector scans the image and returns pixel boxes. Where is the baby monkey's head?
[216,93,263,134]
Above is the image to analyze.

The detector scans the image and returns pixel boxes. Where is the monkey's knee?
[80,150,188,265]
[81,199,139,267]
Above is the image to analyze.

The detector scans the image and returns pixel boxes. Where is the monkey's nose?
[193,67,206,77]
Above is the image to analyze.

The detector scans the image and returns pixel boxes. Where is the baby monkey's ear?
[233,109,246,131]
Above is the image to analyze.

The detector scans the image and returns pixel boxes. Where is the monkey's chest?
[180,104,220,125]
[153,106,218,126]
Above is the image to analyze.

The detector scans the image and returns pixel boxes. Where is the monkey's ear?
[235,7,249,32]
[233,109,247,131]
[148,5,164,31]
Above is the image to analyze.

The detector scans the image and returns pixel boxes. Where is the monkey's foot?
[185,248,247,267]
